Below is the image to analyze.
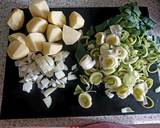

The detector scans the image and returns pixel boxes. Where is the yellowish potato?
[42,42,63,55]
[46,24,62,43]
[69,11,85,29]
[7,40,29,60]
[8,33,26,44]
[29,0,50,19]
[62,25,81,45]
[26,17,48,33]
[7,8,24,31]
[48,11,66,28]
[26,33,46,52]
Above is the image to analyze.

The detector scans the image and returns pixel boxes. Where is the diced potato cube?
[48,11,66,28]
[26,33,46,52]
[7,8,25,31]
[46,24,62,43]
[26,17,48,33]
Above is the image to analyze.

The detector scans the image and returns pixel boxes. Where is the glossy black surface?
[1,7,160,119]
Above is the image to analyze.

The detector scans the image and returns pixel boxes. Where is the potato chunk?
[69,11,85,29]
[26,17,48,33]
[7,40,29,60]
[42,42,62,55]
[29,0,50,19]
[46,24,62,43]
[7,8,25,31]
[26,33,46,52]
[48,11,66,28]
[62,25,81,45]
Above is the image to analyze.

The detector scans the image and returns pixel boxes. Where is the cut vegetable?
[26,17,48,33]
[42,42,62,55]
[89,72,103,86]
[43,96,52,108]
[55,71,65,80]
[8,33,26,44]
[7,8,24,31]
[46,24,62,43]
[7,40,30,60]
[121,107,134,113]
[48,11,66,28]
[80,54,95,70]
[74,85,84,95]
[62,25,81,45]
[43,87,57,97]
[95,32,106,45]
[29,0,50,19]
[78,92,92,108]
[106,34,120,46]
[22,81,33,93]
[69,11,85,29]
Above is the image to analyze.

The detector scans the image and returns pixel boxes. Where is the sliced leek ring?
[106,34,120,46]
[80,54,95,70]
[145,78,153,89]
[95,32,106,45]
[104,75,122,88]
[115,47,128,59]
[142,96,154,109]
[89,72,103,86]
[100,43,110,54]
[90,48,100,59]
[78,92,92,108]
[101,55,118,70]
[117,85,130,99]
[102,68,116,76]
[123,57,139,64]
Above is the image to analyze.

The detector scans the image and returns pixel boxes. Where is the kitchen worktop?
[0,0,160,127]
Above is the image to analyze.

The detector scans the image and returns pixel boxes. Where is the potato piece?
[26,33,46,52]
[62,25,81,45]
[29,0,50,19]
[69,11,85,29]
[26,17,48,33]
[7,40,29,60]
[7,8,24,31]
[8,33,26,44]
[46,24,62,43]
[48,11,66,28]
[42,42,62,55]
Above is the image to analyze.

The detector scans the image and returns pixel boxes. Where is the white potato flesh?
[7,8,25,31]
[48,11,66,28]
[7,40,30,60]
[8,33,26,44]
[69,11,85,29]
[26,33,46,52]
[29,0,50,19]
[42,42,62,55]
[46,24,62,43]
[26,17,48,33]
[62,25,81,45]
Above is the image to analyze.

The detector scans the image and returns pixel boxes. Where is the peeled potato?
[69,11,85,29]
[62,25,81,45]
[29,0,50,19]
[7,40,29,60]
[8,33,26,44]
[42,42,62,55]
[26,33,46,52]
[46,24,62,43]
[48,11,66,28]
[26,17,48,33]
[7,8,24,31]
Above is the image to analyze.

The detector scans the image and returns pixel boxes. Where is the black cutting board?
[1,7,160,119]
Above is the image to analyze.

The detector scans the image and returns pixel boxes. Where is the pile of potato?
[7,0,85,60]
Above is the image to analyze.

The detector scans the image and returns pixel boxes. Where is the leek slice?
[141,96,154,109]
[78,92,92,108]
[89,72,103,86]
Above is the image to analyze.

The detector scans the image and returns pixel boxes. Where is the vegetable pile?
[74,2,160,110]
[6,0,160,112]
